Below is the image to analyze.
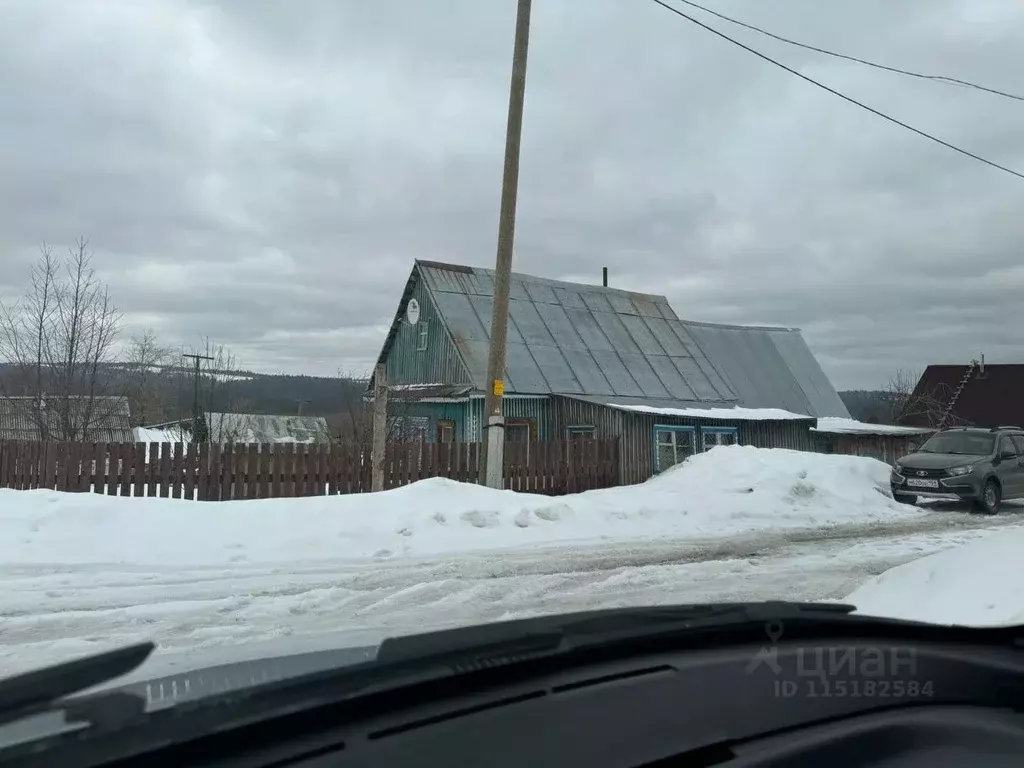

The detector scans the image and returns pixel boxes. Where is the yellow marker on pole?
[493,379,504,396]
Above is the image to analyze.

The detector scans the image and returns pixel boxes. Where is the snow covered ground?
[846,526,1024,626]
[2,445,1023,679]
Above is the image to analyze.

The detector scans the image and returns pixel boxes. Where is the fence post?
[371,363,387,492]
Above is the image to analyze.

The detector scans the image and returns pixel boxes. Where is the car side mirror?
[1000,449,1016,460]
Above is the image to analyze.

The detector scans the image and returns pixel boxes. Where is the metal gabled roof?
[678,320,851,418]
[415,260,738,404]
[370,261,849,418]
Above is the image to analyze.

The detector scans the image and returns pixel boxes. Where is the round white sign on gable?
[406,298,420,325]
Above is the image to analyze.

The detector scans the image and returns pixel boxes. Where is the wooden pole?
[371,364,387,492]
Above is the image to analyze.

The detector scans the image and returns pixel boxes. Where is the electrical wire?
[671,0,1024,102]
[648,0,1024,181]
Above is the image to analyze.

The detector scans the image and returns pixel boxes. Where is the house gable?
[370,264,474,391]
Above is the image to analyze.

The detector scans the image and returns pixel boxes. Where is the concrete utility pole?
[182,353,214,440]
[371,363,388,492]
[482,0,533,489]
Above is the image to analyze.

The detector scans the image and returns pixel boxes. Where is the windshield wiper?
[0,642,153,729]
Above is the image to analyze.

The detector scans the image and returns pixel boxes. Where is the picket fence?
[0,438,619,500]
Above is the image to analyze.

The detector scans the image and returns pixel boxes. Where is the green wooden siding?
[392,396,554,443]
[464,396,553,442]
[385,279,471,387]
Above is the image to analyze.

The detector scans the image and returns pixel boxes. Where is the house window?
[566,425,596,439]
[416,321,429,351]
[701,426,738,452]
[437,419,455,444]
[653,425,695,473]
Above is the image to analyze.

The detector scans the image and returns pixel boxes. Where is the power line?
[648,0,1024,182]
[670,0,1024,102]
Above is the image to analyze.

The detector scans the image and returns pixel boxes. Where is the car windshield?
[918,433,996,455]
[4,0,1024,719]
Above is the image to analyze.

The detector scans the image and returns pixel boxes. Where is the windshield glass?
[918,432,995,456]
[4,0,1024,719]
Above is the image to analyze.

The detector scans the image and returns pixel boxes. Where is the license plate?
[906,478,939,489]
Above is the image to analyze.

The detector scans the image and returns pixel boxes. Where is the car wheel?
[893,493,917,505]
[974,480,1001,514]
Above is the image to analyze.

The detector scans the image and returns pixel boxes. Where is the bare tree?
[122,328,174,426]
[883,368,921,424]
[329,368,425,449]
[885,367,971,428]
[0,239,124,440]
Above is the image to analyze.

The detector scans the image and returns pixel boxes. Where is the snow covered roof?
[606,402,813,421]
[372,260,850,418]
[206,413,331,444]
[812,417,933,437]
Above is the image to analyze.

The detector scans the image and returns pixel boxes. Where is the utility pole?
[481,0,533,488]
[371,363,387,492]
[183,353,213,441]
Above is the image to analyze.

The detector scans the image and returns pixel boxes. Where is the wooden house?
[370,260,850,484]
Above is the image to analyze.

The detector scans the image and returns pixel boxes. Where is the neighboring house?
[811,417,932,463]
[135,414,332,444]
[369,260,850,484]
[900,362,1024,429]
[0,395,133,442]
[205,413,331,444]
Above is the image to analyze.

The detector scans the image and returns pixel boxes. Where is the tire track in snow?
[1,511,1021,676]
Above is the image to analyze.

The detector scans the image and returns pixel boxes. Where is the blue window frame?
[701,426,738,452]
[653,424,695,474]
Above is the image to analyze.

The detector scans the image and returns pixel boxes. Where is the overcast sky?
[2,0,1023,389]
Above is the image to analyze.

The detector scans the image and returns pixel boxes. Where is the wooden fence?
[0,438,619,500]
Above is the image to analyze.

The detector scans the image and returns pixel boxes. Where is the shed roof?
[0,396,133,442]
[374,260,849,418]
[205,413,331,444]
[901,364,1024,428]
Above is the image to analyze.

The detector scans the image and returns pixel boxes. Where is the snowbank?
[0,446,922,568]
[846,527,1024,626]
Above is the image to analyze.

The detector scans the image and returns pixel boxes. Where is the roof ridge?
[677,318,802,333]
[415,258,671,304]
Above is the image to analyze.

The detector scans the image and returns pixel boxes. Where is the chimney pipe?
[980,354,985,375]
[602,266,608,287]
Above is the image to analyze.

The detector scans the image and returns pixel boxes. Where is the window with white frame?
[566,425,596,439]
[416,321,429,351]
[654,425,695,473]
[701,426,738,452]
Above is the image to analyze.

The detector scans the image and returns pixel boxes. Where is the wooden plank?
[64,442,78,492]
[257,444,270,498]
[197,442,211,501]
[106,444,118,495]
[436,442,450,480]
[269,444,282,498]
[53,442,67,493]
[283,443,297,496]
[295,444,308,496]
[466,442,478,486]
[145,443,158,498]
[89,443,103,493]
[316,443,328,496]
[157,442,170,498]
[220,443,234,501]
[116,444,129,496]
[242,443,256,499]
[422,441,435,484]
[207,443,222,501]
[183,442,197,501]
[128,443,141,499]
[168,442,182,499]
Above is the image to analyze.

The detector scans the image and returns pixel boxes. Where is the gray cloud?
[2,0,1023,388]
